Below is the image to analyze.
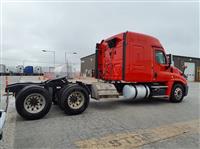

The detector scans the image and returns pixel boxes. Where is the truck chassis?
[5,76,187,120]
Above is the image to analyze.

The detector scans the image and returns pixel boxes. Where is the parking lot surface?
[0,76,199,149]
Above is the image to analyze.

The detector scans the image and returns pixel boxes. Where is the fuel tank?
[123,84,150,100]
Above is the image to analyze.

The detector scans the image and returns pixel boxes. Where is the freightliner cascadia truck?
[5,31,188,120]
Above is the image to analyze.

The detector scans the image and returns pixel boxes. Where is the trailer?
[5,31,188,120]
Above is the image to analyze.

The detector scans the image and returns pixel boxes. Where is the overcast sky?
[1,0,199,70]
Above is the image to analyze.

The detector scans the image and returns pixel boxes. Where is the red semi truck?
[5,31,188,120]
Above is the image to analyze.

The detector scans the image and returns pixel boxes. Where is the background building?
[80,54,95,77]
[172,55,200,82]
[80,54,200,82]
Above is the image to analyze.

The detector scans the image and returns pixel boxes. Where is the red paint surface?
[96,31,187,96]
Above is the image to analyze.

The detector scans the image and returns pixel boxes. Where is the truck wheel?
[57,84,72,110]
[15,86,52,120]
[170,84,184,103]
[0,132,2,140]
[60,85,89,115]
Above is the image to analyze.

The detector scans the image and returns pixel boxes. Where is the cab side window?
[155,50,167,64]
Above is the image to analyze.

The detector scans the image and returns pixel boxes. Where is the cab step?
[151,95,169,98]
[150,86,168,89]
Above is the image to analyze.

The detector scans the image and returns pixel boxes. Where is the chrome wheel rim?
[24,93,46,114]
[67,91,85,109]
[174,87,183,100]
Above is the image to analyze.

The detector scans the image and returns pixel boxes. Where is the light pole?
[65,52,77,77]
[42,50,56,68]
[65,52,77,64]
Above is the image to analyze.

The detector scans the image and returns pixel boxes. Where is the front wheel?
[60,85,89,115]
[170,84,184,103]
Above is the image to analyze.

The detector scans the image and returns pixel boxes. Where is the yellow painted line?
[75,119,200,149]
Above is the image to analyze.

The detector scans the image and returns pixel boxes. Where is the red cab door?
[153,48,171,82]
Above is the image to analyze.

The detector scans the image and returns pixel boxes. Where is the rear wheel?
[0,132,2,140]
[60,85,89,115]
[170,84,184,103]
[16,86,52,120]
[57,84,71,109]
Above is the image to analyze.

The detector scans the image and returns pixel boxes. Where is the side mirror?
[166,54,172,68]
[182,65,187,74]
[182,65,187,69]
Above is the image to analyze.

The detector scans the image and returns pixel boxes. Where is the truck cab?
[96,31,188,101]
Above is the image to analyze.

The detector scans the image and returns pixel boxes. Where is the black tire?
[50,87,58,105]
[15,86,52,120]
[57,84,72,110]
[60,84,89,115]
[0,132,2,140]
[170,84,184,103]
[52,96,58,105]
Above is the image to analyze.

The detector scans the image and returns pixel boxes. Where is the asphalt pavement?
[0,76,199,149]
